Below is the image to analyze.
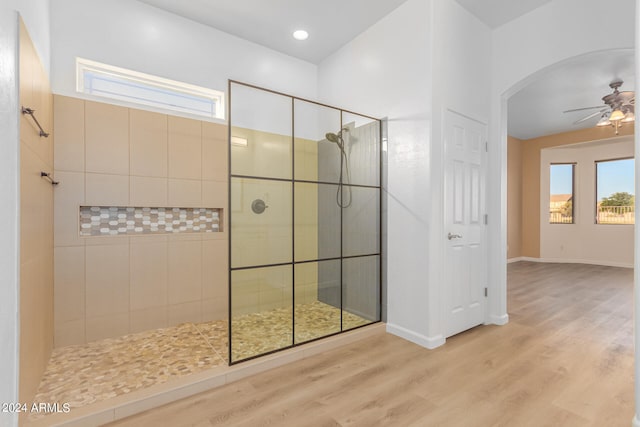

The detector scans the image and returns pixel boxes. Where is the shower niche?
[228,81,382,363]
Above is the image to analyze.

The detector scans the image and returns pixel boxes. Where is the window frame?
[594,156,635,226]
[76,57,225,120]
[548,162,576,225]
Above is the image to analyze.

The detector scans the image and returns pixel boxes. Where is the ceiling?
[137,0,410,64]
[135,1,634,141]
[508,50,635,140]
[138,0,552,64]
[455,0,551,29]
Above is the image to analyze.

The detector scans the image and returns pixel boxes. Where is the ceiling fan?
[563,79,635,134]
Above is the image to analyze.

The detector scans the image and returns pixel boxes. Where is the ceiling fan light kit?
[609,108,625,121]
[597,114,611,127]
[565,79,635,135]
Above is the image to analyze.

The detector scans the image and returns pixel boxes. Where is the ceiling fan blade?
[563,106,605,113]
[573,109,607,125]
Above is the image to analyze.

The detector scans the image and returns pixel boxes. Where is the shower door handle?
[447,232,462,240]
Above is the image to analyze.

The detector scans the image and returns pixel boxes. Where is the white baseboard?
[508,256,632,269]
[488,313,509,325]
[633,414,640,427]
[386,323,445,349]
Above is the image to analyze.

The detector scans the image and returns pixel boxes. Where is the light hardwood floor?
[109,262,634,426]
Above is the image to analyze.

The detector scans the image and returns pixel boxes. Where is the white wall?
[428,0,491,342]
[319,0,433,346]
[50,0,317,113]
[0,9,20,427]
[540,137,634,267]
[3,0,50,74]
[318,0,491,348]
[488,0,636,324]
[493,0,635,99]
[432,0,491,124]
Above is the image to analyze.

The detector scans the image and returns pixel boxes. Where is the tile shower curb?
[24,323,386,427]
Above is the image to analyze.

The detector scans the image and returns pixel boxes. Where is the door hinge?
[484,214,488,225]
[484,287,488,297]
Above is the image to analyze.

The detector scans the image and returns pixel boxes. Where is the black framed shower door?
[227,80,383,364]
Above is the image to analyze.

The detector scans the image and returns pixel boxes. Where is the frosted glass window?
[76,58,224,119]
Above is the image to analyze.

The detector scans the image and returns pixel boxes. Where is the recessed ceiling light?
[293,30,309,41]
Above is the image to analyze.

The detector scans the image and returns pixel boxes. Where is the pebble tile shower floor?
[30,301,370,421]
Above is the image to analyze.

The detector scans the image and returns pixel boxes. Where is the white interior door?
[443,110,487,338]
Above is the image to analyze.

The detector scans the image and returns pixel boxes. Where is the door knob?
[447,232,462,240]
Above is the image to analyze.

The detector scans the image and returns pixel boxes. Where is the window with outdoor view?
[549,164,574,224]
[596,158,635,225]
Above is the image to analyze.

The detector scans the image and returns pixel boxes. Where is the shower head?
[325,128,348,144]
[325,132,340,143]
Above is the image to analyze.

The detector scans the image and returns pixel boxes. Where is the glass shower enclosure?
[228,81,381,363]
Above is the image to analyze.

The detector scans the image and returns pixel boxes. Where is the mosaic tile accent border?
[80,206,221,236]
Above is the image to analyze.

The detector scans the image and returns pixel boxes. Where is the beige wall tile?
[231,269,260,316]
[54,319,85,348]
[296,283,319,305]
[86,313,130,342]
[19,22,55,405]
[168,179,201,207]
[53,171,85,247]
[202,298,227,322]
[167,233,202,242]
[202,120,226,140]
[85,173,130,206]
[202,239,227,300]
[295,262,319,305]
[202,180,227,209]
[21,146,51,265]
[19,21,35,114]
[232,290,259,316]
[19,44,53,170]
[85,244,129,317]
[54,246,85,326]
[130,176,168,206]
[230,128,291,179]
[84,235,130,247]
[168,116,201,180]
[168,240,202,304]
[130,307,167,334]
[202,229,226,241]
[130,109,168,177]
[130,235,168,244]
[85,101,129,175]
[52,103,233,346]
[294,138,319,182]
[259,288,286,311]
[54,95,85,172]
[168,301,201,325]
[130,241,168,310]
[202,122,227,182]
[37,75,54,167]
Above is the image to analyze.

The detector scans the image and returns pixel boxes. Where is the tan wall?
[540,138,634,266]
[19,20,54,405]
[53,95,228,346]
[507,136,523,259]
[517,125,634,258]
